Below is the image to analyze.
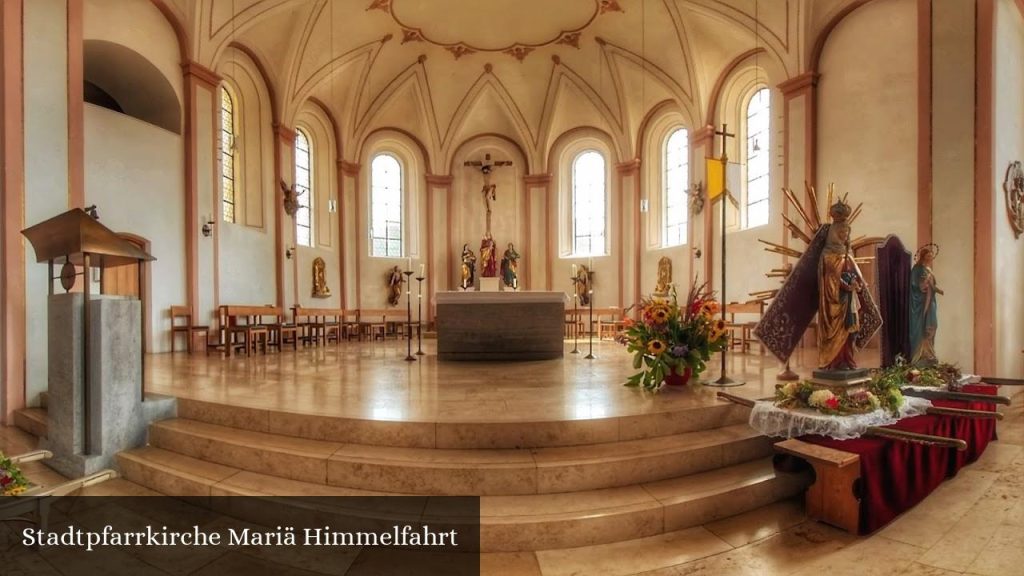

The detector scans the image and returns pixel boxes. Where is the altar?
[435,291,567,361]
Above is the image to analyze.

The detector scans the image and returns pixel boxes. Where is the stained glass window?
[572,150,606,256]
[746,88,770,229]
[370,154,403,257]
[220,87,236,223]
[663,128,689,247]
[295,129,313,247]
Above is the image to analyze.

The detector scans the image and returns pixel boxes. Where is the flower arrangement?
[619,282,729,391]
[873,356,963,389]
[0,451,29,496]
[775,381,897,415]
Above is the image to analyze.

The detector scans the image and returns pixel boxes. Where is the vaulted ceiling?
[160,0,865,171]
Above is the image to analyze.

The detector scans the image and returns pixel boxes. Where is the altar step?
[117,446,807,552]
[145,418,774,495]
[176,397,752,449]
[13,407,48,439]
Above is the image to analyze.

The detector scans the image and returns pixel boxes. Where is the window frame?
[570,149,608,258]
[369,152,405,258]
[294,128,314,247]
[219,86,237,224]
[662,127,689,248]
[744,87,771,230]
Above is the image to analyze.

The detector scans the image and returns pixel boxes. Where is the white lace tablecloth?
[749,396,933,440]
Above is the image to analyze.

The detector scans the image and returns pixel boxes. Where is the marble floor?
[143,340,817,423]
[4,341,1022,575]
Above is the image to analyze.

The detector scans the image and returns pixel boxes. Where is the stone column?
[340,161,360,308]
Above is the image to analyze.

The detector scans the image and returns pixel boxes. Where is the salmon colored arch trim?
[705,48,766,127]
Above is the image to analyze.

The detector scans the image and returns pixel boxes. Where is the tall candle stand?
[570,277,580,354]
[403,270,416,362]
[415,275,425,355]
[584,282,596,360]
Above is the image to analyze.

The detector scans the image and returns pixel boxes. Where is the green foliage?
[620,282,729,392]
[0,451,29,496]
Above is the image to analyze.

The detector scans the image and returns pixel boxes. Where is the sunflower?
[651,306,671,325]
[700,301,720,317]
[647,339,667,355]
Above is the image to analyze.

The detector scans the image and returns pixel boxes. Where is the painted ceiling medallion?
[367,0,622,60]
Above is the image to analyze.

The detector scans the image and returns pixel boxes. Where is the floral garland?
[872,356,962,389]
[0,451,29,496]
[620,282,729,391]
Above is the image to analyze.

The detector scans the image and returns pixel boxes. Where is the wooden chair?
[170,306,210,354]
[724,300,766,353]
[596,307,627,340]
[342,309,361,341]
[265,311,298,351]
[357,309,388,341]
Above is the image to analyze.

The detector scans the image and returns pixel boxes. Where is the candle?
[407,256,412,271]
[420,264,425,277]
[572,264,577,275]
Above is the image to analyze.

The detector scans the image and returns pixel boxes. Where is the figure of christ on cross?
[464,153,513,234]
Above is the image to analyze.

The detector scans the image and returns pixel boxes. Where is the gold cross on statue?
[464,153,513,234]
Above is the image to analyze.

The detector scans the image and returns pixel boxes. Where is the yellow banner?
[706,158,725,200]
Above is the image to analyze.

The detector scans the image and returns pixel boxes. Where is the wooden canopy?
[21,208,155,268]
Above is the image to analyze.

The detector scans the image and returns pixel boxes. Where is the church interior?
[1,0,1024,574]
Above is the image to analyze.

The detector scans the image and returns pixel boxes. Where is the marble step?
[147,418,774,494]
[117,447,809,552]
[176,397,751,449]
[13,407,48,439]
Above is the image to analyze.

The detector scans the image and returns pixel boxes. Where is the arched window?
[220,87,237,223]
[572,150,607,256]
[295,129,313,247]
[745,88,770,228]
[370,153,403,257]
[663,128,689,247]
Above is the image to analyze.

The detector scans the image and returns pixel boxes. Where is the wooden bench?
[292,306,344,346]
[220,305,286,356]
[774,438,861,534]
[356,308,390,340]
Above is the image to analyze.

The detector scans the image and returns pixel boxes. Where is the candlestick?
[403,270,416,362]
[415,276,425,355]
[570,276,580,355]
[585,269,596,360]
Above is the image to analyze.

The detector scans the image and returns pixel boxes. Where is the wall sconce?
[84,204,99,219]
[693,246,702,259]
[328,199,338,213]
[286,246,295,260]
[201,216,214,238]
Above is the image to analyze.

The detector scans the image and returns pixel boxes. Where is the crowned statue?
[817,197,872,371]
[910,244,942,365]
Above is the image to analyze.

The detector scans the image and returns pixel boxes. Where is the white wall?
[993,0,1024,377]
[23,0,69,405]
[84,105,185,352]
[817,0,918,244]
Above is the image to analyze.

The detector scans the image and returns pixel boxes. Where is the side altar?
[435,291,567,361]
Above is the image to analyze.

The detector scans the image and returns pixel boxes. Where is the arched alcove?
[84,39,181,133]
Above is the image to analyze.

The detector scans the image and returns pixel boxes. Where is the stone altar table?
[436,291,567,361]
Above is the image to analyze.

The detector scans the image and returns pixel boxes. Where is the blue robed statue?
[909,244,942,365]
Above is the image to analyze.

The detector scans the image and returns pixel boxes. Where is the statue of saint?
[910,244,942,365]
[386,265,404,306]
[575,264,592,307]
[312,257,331,297]
[480,233,497,277]
[500,243,520,289]
[654,256,672,296]
[817,200,866,370]
[460,244,477,290]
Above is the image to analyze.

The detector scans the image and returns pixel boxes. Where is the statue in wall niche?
[575,264,592,307]
[690,181,705,215]
[1004,161,1024,239]
[500,243,520,290]
[480,232,498,277]
[654,257,672,296]
[460,244,477,290]
[910,244,943,365]
[387,265,404,306]
[312,257,331,298]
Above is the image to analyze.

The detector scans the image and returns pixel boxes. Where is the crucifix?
[464,153,513,234]
[707,123,744,387]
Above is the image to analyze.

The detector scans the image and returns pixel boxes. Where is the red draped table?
[801,384,998,534]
